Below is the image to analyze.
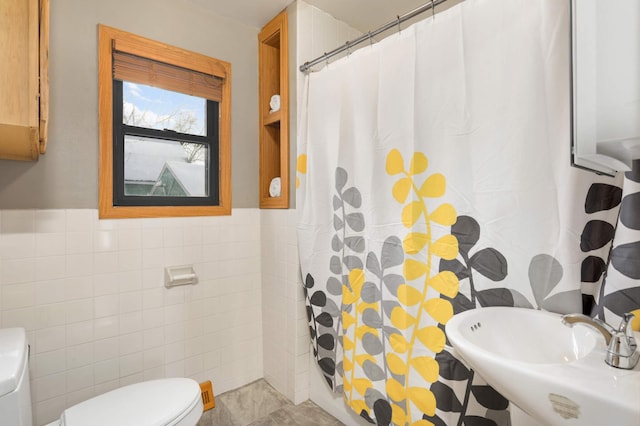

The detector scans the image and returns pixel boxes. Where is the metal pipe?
[299,0,450,73]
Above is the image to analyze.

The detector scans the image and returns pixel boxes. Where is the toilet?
[0,328,204,426]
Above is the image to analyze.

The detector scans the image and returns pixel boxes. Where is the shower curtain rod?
[299,0,450,73]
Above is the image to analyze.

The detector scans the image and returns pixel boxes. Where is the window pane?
[122,82,206,136]
[124,135,209,197]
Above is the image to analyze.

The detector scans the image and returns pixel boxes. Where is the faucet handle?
[604,312,639,369]
[617,313,636,336]
[620,313,637,350]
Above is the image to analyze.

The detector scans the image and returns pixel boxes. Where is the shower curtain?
[297,0,621,424]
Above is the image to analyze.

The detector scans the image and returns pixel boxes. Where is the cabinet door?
[0,0,48,161]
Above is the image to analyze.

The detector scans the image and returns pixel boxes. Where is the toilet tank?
[0,328,33,426]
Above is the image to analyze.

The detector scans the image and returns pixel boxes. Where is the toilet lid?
[60,378,202,426]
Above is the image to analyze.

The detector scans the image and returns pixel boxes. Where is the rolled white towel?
[270,94,281,112]
[269,177,281,197]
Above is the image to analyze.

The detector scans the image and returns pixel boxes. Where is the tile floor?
[197,379,344,426]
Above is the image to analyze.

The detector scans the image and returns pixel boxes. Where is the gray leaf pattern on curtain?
[591,162,640,327]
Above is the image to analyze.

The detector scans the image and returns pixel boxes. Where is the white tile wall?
[0,209,263,426]
[260,209,309,404]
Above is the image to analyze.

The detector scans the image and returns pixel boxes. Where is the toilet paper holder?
[164,265,198,288]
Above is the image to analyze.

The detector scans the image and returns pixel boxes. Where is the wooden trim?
[219,59,233,216]
[38,0,49,154]
[98,25,115,218]
[279,10,289,208]
[258,10,289,209]
[98,24,231,219]
[27,0,39,131]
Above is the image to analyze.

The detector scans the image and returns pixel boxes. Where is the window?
[98,25,231,218]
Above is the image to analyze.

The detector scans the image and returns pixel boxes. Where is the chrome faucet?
[561,312,639,370]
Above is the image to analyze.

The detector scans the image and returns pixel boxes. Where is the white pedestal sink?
[446,307,640,426]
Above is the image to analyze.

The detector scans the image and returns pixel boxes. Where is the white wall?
[0,209,262,425]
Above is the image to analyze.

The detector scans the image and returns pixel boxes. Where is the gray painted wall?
[0,0,259,209]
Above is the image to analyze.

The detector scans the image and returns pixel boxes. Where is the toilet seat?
[53,378,202,426]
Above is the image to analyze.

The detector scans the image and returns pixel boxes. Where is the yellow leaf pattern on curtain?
[381,149,458,422]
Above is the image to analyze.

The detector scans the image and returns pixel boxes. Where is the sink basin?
[447,307,597,364]
[446,307,640,426]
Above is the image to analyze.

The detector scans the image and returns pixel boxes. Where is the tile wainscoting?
[0,209,265,425]
[261,209,310,404]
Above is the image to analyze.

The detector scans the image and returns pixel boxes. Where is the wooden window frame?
[112,81,220,207]
[98,25,231,218]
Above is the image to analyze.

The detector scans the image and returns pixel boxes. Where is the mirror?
[571,0,640,176]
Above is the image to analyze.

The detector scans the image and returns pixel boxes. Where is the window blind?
[112,51,223,102]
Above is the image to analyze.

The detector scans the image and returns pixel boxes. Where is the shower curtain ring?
[397,15,402,33]
[346,41,350,56]
[368,31,373,46]
[432,0,435,19]
[324,52,328,67]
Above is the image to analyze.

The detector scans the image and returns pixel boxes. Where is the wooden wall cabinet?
[0,0,49,161]
[258,10,289,208]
